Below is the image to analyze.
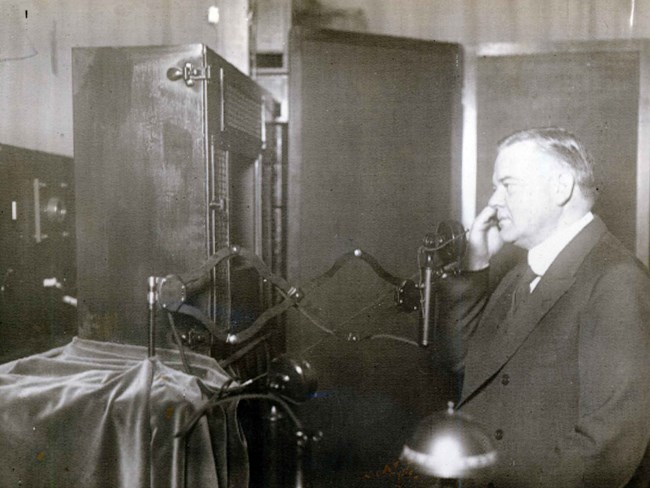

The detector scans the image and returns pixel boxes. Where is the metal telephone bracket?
[166,62,211,87]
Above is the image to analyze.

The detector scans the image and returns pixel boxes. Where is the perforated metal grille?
[214,148,229,249]
[210,147,230,325]
[224,83,262,140]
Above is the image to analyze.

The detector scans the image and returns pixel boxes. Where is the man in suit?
[438,127,650,487]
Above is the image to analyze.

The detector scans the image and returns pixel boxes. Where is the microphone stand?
[420,254,435,347]
[418,221,467,347]
[147,276,158,357]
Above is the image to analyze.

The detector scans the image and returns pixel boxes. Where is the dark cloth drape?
[0,337,248,487]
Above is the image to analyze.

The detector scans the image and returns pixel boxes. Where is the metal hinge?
[166,62,211,87]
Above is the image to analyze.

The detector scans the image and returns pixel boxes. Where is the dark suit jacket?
[437,216,650,487]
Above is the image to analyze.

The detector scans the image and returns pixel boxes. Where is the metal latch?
[166,62,211,87]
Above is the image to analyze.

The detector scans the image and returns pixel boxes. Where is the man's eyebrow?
[494,176,519,184]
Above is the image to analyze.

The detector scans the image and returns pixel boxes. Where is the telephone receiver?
[421,220,467,268]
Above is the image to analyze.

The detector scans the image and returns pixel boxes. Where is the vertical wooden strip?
[461,46,477,228]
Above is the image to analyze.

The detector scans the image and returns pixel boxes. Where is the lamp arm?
[155,244,429,350]
[173,293,299,346]
[300,248,404,295]
[178,245,294,298]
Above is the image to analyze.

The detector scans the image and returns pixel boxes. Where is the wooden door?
[286,28,463,486]
[288,28,463,284]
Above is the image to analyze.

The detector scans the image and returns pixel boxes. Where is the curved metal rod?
[365,333,419,347]
[179,247,233,296]
[174,290,300,346]
[227,295,297,345]
[175,392,303,440]
[177,303,229,342]
[171,245,417,348]
[178,245,402,305]
[180,245,295,297]
[302,249,404,295]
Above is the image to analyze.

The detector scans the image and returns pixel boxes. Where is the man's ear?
[555,172,575,206]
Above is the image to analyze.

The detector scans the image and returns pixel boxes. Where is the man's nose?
[488,187,504,207]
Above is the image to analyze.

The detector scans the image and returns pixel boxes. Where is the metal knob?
[166,67,183,81]
[44,197,67,223]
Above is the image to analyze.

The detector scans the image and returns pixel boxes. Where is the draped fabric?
[0,337,248,488]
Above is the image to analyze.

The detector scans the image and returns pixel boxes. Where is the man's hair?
[498,127,599,203]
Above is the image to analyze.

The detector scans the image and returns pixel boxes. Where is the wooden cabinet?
[0,144,76,362]
[73,44,280,351]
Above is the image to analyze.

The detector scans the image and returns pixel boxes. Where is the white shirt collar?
[528,212,594,279]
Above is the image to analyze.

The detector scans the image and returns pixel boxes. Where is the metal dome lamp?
[401,402,497,485]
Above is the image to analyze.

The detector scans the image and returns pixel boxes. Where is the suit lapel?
[459,217,608,406]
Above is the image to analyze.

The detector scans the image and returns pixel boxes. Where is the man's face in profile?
[488,141,563,250]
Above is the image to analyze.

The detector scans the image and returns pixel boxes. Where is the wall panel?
[474,42,643,259]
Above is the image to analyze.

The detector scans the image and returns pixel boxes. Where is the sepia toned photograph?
[0,1,649,487]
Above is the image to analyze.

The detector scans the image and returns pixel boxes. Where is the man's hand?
[464,205,504,270]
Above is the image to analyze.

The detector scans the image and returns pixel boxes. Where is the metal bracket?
[395,279,420,312]
[157,274,187,312]
[166,62,211,87]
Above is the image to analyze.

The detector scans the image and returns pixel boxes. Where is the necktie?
[510,264,538,315]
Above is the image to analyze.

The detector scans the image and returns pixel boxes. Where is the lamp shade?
[401,402,497,480]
